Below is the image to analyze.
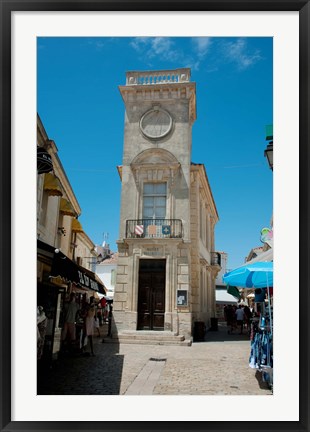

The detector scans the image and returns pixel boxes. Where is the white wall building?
[95,252,118,298]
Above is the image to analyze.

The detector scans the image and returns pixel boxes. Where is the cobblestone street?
[38,322,272,396]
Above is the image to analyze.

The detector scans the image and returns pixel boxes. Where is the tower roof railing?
[125,68,191,86]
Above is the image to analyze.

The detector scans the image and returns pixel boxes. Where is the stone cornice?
[191,164,219,222]
[76,231,95,250]
[124,238,183,247]
[52,154,81,215]
[37,114,81,215]
[130,149,181,187]
[119,82,197,125]
[206,264,221,280]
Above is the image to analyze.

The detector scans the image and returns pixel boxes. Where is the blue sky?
[37,36,273,270]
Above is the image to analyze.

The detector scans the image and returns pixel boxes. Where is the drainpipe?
[72,232,77,261]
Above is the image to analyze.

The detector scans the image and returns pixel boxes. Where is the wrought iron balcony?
[126,219,183,239]
[211,252,221,266]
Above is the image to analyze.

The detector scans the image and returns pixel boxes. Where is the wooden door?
[137,260,165,330]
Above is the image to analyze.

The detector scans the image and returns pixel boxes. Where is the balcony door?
[143,183,167,220]
[137,259,166,330]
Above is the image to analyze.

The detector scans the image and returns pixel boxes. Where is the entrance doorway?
[137,259,166,330]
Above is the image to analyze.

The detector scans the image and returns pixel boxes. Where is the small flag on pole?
[227,285,241,300]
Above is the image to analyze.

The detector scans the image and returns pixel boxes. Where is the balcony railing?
[211,252,221,266]
[126,219,183,239]
[126,68,191,86]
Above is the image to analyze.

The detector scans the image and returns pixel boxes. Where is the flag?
[162,225,171,236]
[135,225,144,236]
[227,285,241,300]
[148,225,157,235]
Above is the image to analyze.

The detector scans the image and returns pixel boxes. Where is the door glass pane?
[144,208,153,218]
[154,197,165,207]
[144,197,153,207]
[155,207,166,218]
[144,183,154,194]
[154,183,167,194]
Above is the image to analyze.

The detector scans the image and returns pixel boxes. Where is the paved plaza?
[37,322,272,396]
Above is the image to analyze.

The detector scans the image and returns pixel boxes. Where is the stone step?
[120,331,184,340]
[102,331,192,346]
[115,338,192,346]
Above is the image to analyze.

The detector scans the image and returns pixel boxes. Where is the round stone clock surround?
[139,107,173,140]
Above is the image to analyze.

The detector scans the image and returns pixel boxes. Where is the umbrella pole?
[266,274,272,337]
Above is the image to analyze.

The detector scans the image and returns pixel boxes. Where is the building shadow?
[195,321,251,343]
[37,324,123,395]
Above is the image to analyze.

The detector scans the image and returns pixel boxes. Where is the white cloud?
[129,36,261,73]
[192,37,212,59]
[130,37,180,62]
[223,38,262,69]
[130,37,208,71]
[129,37,149,52]
[151,37,173,56]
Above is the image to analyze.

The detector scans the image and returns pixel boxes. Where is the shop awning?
[47,246,106,294]
[43,173,63,197]
[72,218,83,233]
[216,288,238,304]
[60,198,76,217]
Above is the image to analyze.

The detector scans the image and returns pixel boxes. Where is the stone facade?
[112,69,219,344]
[37,115,105,360]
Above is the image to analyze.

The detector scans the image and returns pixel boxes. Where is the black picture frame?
[177,290,188,306]
[1,1,309,431]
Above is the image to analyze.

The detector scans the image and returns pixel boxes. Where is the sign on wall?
[177,290,188,306]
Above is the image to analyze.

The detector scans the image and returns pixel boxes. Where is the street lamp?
[264,124,273,171]
[86,254,112,265]
[264,141,273,171]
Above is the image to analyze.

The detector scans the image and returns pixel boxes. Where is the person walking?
[226,304,236,334]
[37,306,48,360]
[81,296,96,356]
[235,305,245,335]
[61,292,80,352]
[93,315,101,337]
[243,304,252,333]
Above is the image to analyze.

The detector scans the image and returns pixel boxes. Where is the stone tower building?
[112,68,220,345]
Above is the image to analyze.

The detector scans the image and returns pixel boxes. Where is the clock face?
[140,108,172,139]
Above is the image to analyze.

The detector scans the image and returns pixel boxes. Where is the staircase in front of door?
[109,330,192,346]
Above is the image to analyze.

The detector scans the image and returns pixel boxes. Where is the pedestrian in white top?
[235,305,245,335]
[61,292,80,346]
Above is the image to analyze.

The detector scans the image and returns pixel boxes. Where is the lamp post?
[264,124,273,171]
[86,254,111,268]
[264,141,273,171]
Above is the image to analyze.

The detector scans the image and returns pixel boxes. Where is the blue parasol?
[223,261,273,335]
[222,261,273,289]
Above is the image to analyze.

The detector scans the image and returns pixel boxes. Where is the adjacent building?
[215,252,237,320]
[112,68,220,345]
[95,247,118,299]
[37,114,106,363]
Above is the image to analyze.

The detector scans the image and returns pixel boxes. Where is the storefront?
[215,286,238,320]
[37,239,106,364]
[223,260,273,390]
